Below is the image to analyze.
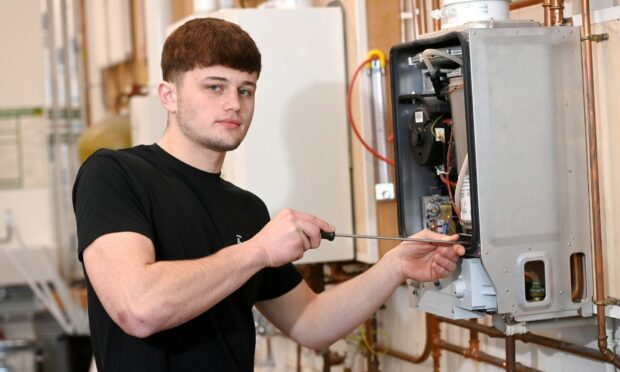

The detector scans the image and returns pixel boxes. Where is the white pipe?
[14,226,88,334]
[0,248,73,334]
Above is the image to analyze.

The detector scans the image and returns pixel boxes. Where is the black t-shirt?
[73,144,302,372]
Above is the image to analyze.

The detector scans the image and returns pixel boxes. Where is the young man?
[73,17,464,371]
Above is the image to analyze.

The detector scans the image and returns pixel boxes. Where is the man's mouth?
[216,119,242,128]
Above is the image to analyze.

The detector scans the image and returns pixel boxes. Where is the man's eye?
[239,88,253,97]
[206,85,223,92]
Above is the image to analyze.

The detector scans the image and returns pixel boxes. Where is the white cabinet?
[169,8,354,263]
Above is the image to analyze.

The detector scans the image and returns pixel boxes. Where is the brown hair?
[161,17,262,82]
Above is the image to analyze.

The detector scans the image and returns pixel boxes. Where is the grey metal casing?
[409,258,497,319]
[390,23,593,322]
[469,26,592,321]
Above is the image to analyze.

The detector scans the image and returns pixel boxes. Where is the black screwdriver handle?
[321,230,336,241]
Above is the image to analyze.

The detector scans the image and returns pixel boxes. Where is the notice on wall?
[0,108,49,189]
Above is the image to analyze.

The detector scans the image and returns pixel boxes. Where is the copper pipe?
[410,0,419,41]
[374,313,433,364]
[570,253,585,302]
[364,317,379,372]
[509,0,542,10]
[430,315,442,372]
[439,340,541,372]
[378,315,537,371]
[524,271,541,282]
[581,0,620,364]
[550,0,564,25]
[437,316,619,365]
[420,0,428,35]
[542,0,552,26]
[432,0,440,30]
[469,319,480,354]
[506,336,517,371]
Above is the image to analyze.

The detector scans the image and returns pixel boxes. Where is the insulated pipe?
[581,0,620,365]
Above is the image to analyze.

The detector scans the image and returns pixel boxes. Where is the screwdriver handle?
[321,231,336,241]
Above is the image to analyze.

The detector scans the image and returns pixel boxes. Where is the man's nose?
[223,90,241,111]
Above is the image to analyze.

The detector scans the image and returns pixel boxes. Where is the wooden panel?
[171,0,193,21]
[593,20,620,297]
[367,1,401,257]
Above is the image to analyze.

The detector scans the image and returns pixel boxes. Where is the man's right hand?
[249,209,334,267]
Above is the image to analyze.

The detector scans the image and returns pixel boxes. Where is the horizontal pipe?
[439,340,540,372]
[509,0,542,10]
[436,316,617,365]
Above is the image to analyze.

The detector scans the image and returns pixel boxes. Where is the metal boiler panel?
[390,22,593,325]
[468,26,592,321]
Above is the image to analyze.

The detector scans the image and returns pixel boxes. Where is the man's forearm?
[92,239,267,338]
[288,253,403,350]
[149,245,262,329]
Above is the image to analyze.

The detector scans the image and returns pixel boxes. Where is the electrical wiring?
[430,115,443,139]
[421,49,464,75]
[454,153,469,211]
[439,128,461,218]
[347,57,395,166]
[345,327,391,357]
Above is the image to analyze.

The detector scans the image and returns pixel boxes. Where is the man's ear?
[158,81,177,113]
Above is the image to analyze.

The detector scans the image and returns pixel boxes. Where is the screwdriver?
[320,231,471,246]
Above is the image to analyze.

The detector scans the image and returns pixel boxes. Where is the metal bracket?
[582,33,609,42]
[593,297,620,306]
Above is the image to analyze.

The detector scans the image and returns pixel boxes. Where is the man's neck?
[157,130,225,174]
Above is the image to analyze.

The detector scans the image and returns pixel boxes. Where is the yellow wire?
[430,115,443,140]
[358,328,392,357]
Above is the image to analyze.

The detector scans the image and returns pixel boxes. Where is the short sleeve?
[255,263,303,302]
[72,150,154,260]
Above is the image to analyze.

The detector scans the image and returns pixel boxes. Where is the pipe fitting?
[593,297,620,306]
[581,33,609,42]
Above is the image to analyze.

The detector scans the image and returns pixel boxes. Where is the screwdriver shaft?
[321,231,469,245]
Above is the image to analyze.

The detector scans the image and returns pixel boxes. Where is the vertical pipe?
[432,0,441,31]
[400,0,407,43]
[581,0,620,365]
[77,0,90,127]
[420,0,428,34]
[542,0,552,26]
[410,0,419,41]
[506,336,517,372]
[430,316,442,372]
[469,319,480,354]
[365,317,379,372]
[550,0,564,25]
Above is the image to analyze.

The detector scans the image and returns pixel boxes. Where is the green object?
[529,280,546,302]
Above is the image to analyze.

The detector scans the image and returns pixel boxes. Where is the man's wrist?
[238,240,271,269]
[380,248,405,284]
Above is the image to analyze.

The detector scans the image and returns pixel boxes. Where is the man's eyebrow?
[201,76,256,87]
